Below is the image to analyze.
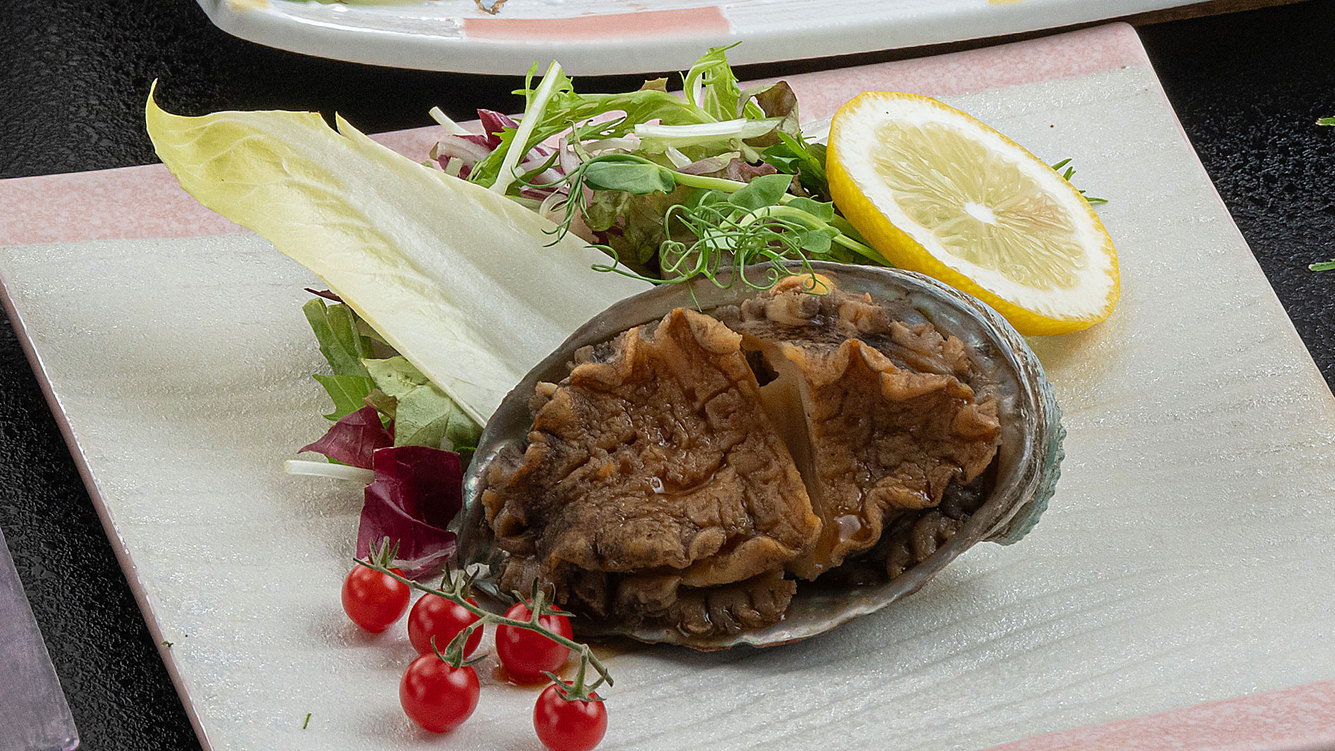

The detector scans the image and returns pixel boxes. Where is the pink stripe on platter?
[462,7,728,41]
[0,165,244,247]
[0,22,1147,248]
[781,23,1150,121]
[985,680,1335,751]
[0,130,437,248]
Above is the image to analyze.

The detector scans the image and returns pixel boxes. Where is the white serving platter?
[195,0,1204,75]
[2,24,1334,751]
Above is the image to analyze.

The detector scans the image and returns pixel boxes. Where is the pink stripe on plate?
[0,23,1148,248]
[0,130,437,248]
[785,23,1150,121]
[463,7,728,41]
[985,679,1335,751]
[0,166,244,247]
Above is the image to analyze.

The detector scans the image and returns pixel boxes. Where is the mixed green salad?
[429,48,879,288]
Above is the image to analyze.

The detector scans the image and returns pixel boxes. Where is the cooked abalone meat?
[480,307,820,636]
[717,279,1002,580]
[478,275,1006,638]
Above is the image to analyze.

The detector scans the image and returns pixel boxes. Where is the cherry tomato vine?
[355,545,614,702]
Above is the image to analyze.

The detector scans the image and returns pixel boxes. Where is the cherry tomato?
[495,602,573,683]
[408,594,483,657]
[399,655,480,733]
[341,566,409,633]
[533,682,608,751]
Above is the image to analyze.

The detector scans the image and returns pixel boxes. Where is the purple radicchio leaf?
[299,405,391,469]
[356,445,463,579]
[458,134,493,149]
[478,109,519,149]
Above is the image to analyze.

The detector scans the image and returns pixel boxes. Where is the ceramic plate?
[2,24,1335,751]
[195,0,1204,75]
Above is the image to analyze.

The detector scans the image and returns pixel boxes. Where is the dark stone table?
[1,0,1332,747]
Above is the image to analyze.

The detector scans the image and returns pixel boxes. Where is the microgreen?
[578,155,678,194]
[634,118,783,160]
[305,298,379,373]
[308,374,371,422]
[1305,122,1333,271]
[681,44,755,122]
[363,357,481,452]
[548,152,877,290]
[491,61,566,196]
[728,172,795,210]
[467,45,803,193]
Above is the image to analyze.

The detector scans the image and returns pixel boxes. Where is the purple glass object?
[0,527,78,750]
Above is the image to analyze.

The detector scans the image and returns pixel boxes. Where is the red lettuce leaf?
[299,405,391,469]
[357,445,462,579]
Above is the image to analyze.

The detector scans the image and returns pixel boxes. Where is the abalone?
[459,263,1063,649]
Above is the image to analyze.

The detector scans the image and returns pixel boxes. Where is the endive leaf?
[145,85,648,423]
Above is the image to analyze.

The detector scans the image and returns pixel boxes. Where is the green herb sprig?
[1052,158,1108,205]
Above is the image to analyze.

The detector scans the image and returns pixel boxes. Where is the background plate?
[195,0,1205,75]
[1,24,1334,751]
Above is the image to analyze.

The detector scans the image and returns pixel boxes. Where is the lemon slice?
[827,92,1119,335]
